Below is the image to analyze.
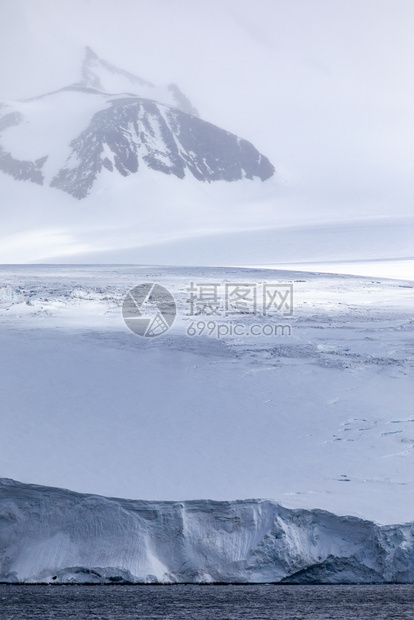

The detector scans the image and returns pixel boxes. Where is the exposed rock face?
[0,148,47,185]
[50,97,274,199]
[1,479,413,584]
[0,47,274,198]
[0,111,47,184]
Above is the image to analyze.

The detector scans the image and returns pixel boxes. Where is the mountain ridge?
[0,47,274,199]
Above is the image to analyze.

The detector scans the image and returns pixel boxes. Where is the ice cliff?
[0,479,413,584]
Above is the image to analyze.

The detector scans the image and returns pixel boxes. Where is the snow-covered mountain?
[0,48,411,271]
[1,478,413,584]
[81,46,200,116]
[0,47,274,200]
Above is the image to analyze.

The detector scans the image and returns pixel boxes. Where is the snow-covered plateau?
[0,264,413,528]
[1,477,413,584]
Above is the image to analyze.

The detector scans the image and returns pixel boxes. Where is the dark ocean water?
[0,584,413,620]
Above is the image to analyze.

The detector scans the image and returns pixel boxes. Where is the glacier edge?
[0,479,413,584]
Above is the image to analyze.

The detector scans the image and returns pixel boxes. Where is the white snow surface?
[0,265,413,528]
[0,50,412,269]
[0,478,413,584]
[0,89,118,183]
[79,46,198,115]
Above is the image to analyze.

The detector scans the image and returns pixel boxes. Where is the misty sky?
[0,0,413,263]
[1,1,412,180]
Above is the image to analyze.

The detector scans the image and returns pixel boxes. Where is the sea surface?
[0,584,413,619]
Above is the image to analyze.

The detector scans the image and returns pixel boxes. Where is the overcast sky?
[0,0,413,263]
[1,0,413,205]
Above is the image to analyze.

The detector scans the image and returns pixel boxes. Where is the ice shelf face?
[0,479,413,584]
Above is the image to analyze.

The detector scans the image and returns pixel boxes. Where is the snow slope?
[0,478,413,584]
[0,47,273,201]
[80,46,199,116]
[0,48,412,269]
[0,87,273,198]
[38,218,413,280]
[0,265,412,525]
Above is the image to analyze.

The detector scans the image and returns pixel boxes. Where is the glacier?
[0,479,413,584]
[0,265,413,523]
